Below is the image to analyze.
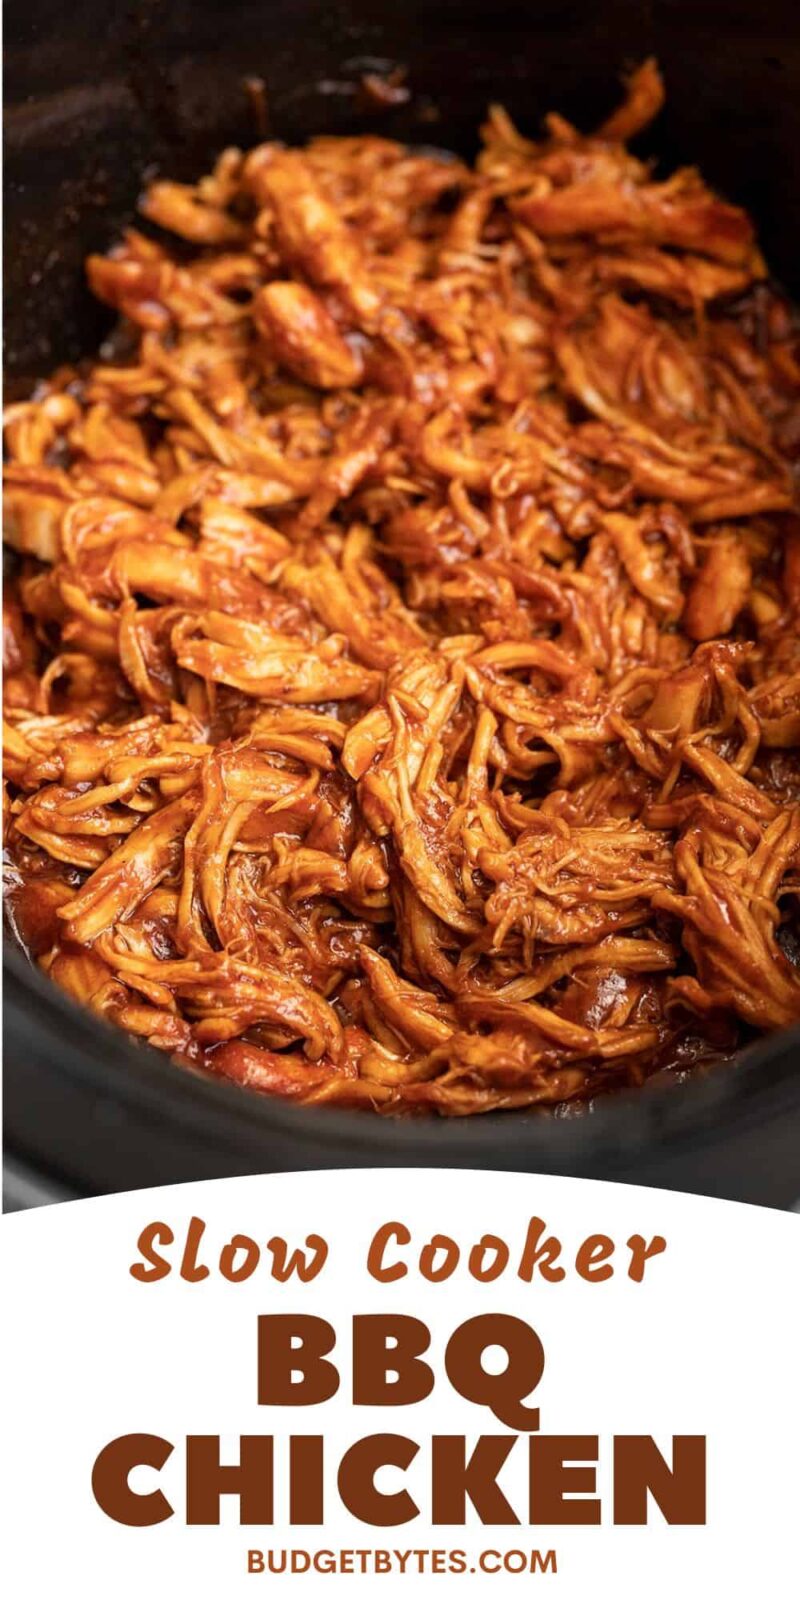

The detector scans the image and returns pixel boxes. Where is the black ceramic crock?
[4,0,800,1207]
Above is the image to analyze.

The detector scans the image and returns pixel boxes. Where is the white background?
[1,1168,798,1597]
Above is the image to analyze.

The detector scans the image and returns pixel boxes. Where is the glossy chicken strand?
[4,60,800,1115]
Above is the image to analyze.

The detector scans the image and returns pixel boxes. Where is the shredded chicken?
[4,61,800,1115]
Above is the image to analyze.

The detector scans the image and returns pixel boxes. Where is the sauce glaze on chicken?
[4,61,800,1113]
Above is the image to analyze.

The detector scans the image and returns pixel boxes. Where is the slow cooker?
[5,0,800,1207]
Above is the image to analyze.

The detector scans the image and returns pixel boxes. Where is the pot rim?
[5,939,800,1168]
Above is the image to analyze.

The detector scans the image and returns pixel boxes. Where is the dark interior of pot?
[4,0,800,1206]
[7,0,800,381]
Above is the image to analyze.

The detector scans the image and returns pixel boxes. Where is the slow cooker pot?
[5,0,800,1207]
